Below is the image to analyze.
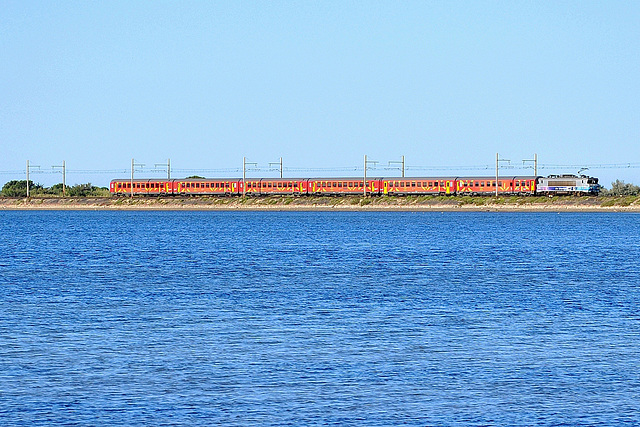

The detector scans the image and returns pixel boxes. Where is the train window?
[338,182,342,188]
[411,182,416,187]
[332,182,336,187]
[268,183,272,188]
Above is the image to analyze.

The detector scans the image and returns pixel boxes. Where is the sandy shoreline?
[1,197,639,212]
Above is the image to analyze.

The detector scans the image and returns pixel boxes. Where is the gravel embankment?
[1,196,639,211]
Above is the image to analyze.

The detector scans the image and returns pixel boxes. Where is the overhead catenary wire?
[0,162,639,178]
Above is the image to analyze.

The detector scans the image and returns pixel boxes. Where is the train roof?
[454,176,538,180]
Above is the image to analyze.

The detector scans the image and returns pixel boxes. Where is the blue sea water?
[0,211,639,426]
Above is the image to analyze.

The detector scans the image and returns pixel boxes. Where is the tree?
[604,180,640,196]
[1,180,44,197]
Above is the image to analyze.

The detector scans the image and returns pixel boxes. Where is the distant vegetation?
[601,180,640,196]
[1,180,109,197]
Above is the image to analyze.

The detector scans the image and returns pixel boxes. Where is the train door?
[446,181,451,195]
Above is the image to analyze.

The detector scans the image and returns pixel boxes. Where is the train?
[110,174,600,196]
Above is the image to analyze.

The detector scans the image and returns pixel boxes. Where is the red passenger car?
[110,179,175,196]
[456,176,537,195]
[383,177,456,195]
[174,179,241,195]
[308,178,382,195]
[246,178,309,195]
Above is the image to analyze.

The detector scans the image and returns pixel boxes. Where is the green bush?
[1,180,44,197]
[1,180,110,197]
[602,180,640,196]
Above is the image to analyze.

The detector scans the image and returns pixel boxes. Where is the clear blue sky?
[2,1,638,187]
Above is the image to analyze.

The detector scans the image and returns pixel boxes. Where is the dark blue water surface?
[1,211,639,426]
